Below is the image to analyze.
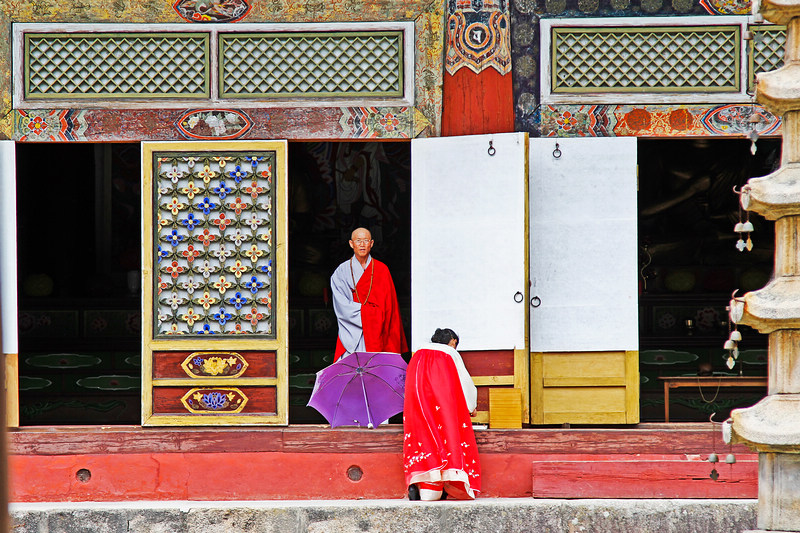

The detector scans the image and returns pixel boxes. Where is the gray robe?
[330,255,372,356]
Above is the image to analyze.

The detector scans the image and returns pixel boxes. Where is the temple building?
[0,0,783,502]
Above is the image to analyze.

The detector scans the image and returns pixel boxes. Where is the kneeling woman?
[403,328,480,500]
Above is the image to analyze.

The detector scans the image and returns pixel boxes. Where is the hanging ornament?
[748,104,761,155]
[724,321,742,371]
[733,193,754,252]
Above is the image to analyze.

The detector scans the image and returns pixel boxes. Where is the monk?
[330,227,408,361]
[403,328,480,501]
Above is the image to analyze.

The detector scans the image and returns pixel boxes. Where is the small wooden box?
[489,388,522,429]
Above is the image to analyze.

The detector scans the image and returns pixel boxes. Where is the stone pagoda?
[728,0,800,531]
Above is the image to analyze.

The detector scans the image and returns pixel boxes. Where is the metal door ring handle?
[488,141,496,156]
[531,296,541,308]
[514,291,523,303]
[553,143,561,159]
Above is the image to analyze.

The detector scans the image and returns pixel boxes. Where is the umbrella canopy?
[307,351,407,428]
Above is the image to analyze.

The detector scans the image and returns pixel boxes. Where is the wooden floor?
[8,424,758,502]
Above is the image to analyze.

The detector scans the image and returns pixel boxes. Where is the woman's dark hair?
[431,328,459,346]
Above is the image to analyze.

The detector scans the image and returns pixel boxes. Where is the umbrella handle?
[360,376,374,429]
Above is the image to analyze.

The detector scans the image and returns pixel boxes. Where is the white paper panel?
[411,133,528,352]
[530,137,638,352]
[0,141,17,354]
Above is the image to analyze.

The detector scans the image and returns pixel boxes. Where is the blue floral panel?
[154,152,275,337]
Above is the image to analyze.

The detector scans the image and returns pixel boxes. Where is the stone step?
[11,499,757,533]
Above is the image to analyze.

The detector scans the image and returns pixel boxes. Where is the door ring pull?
[531,296,541,308]
[513,291,523,303]
[488,141,496,156]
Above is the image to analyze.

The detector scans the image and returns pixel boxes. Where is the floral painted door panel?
[141,141,288,426]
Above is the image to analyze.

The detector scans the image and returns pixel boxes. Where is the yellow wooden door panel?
[542,386,626,413]
[531,351,639,425]
[542,351,627,379]
[141,140,289,426]
[543,411,628,425]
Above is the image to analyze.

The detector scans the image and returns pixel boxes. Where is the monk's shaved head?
[351,227,372,241]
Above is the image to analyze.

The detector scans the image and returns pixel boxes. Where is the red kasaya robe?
[334,259,408,361]
[403,345,481,499]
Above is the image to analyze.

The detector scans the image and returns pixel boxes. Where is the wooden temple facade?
[0,0,780,501]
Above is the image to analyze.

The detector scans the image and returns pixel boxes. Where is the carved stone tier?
[731,394,800,449]
[760,0,800,28]
[730,277,800,333]
[741,163,800,219]
[757,66,800,117]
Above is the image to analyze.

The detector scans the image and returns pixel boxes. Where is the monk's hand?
[470,409,477,417]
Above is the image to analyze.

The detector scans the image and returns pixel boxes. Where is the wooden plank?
[543,377,626,387]
[152,386,277,415]
[461,350,514,376]
[532,458,758,498]
[514,347,530,424]
[153,351,276,379]
[5,353,17,428]
[542,387,626,413]
[625,350,640,423]
[7,425,757,456]
[543,411,627,425]
[473,376,514,386]
[530,352,544,424]
[489,388,522,429]
[542,351,627,379]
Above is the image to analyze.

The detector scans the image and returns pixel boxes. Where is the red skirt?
[402,348,480,499]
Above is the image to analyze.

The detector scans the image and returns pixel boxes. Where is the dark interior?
[14,137,777,425]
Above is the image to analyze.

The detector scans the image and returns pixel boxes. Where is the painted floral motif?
[176,109,254,140]
[181,387,249,413]
[14,110,88,142]
[341,107,415,138]
[155,153,275,336]
[699,0,750,14]
[181,352,249,378]
[701,104,780,135]
[173,0,252,23]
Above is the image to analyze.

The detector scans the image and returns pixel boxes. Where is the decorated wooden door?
[141,141,288,426]
[411,132,530,424]
[529,137,639,425]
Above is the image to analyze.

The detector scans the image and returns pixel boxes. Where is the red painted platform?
[8,423,757,502]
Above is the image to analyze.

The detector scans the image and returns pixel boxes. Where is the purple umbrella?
[307,351,407,428]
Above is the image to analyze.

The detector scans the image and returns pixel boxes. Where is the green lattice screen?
[551,26,740,93]
[219,32,404,98]
[749,25,786,90]
[24,33,210,99]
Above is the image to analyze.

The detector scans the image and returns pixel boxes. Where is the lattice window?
[551,26,740,93]
[153,152,275,338]
[25,33,210,99]
[219,32,404,98]
[750,25,785,89]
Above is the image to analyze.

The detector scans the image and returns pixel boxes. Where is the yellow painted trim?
[472,375,514,386]
[145,414,284,425]
[530,352,544,424]
[153,377,278,387]
[148,339,283,350]
[625,349,640,423]
[520,132,531,424]
[5,353,18,428]
[543,412,627,425]
[471,410,489,424]
[543,377,626,387]
[141,140,289,427]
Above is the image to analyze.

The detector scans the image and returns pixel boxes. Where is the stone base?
[10,499,757,533]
